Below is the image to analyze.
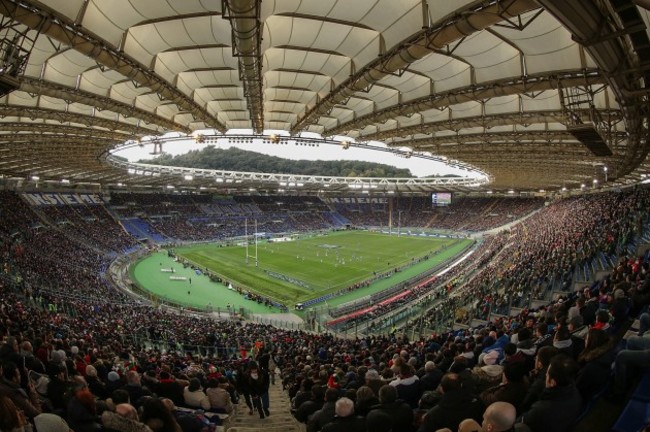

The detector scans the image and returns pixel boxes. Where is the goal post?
[244,218,259,267]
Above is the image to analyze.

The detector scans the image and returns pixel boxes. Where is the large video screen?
[431,192,452,206]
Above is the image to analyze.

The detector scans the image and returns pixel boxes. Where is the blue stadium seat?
[632,372,650,402]
[611,399,650,432]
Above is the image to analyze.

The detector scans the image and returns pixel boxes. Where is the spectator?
[0,395,32,432]
[205,378,234,414]
[140,397,182,432]
[419,361,442,393]
[308,388,338,432]
[367,385,414,432]
[0,361,41,419]
[353,385,378,418]
[321,397,365,432]
[363,369,383,396]
[85,365,108,400]
[247,361,270,418]
[101,403,152,432]
[296,385,325,424]
[33,413,73,432]
[391,363,421,409]
[418,373,483,432]
[123,371,152,409]
[520,355,582,432]
[479,361,528,414]
[66,386,101,432]
[183,378,210,411]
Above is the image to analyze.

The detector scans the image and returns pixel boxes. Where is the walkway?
[228,371,302,432]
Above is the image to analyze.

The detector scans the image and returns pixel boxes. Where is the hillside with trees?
[140,146,415,177]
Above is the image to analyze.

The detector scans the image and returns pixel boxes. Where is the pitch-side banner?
[22,192,104,206]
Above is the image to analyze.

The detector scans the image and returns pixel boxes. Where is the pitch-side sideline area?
[130,231,472,314]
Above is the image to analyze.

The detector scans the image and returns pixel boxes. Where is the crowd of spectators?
[335,196,544,231]
[323,187,649,351]
[40,204,139,254]
[1,242,649,432]
[0,186,648,432]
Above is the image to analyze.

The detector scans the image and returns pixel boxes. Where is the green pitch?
[131,231,471,312]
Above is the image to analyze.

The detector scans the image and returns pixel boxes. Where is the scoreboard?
[431,192,452,206]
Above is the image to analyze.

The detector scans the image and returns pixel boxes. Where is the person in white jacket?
[206,378,234,414]
[183,378,210,410]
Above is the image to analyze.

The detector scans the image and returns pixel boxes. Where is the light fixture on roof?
[166,185,175,189]
[61,179,70,184]
[31,175,39,181]
[184,175,193,181]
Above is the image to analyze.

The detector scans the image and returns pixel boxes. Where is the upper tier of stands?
[333,196,544,231]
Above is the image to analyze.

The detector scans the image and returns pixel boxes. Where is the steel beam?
[290,0,540,133]
[0,0,225,131]
[362,109,623,141]
[19,76,189,132]
[328,70,605,135]
[223,0,264,132]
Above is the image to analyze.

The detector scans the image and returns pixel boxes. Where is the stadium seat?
[632,372,650,402]
[611,399,650,432]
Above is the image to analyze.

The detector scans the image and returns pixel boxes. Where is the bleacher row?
[612,316,650,432]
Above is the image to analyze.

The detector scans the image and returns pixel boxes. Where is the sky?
[113,129,486,179]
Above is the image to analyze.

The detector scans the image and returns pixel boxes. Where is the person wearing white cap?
[34,413,73,432]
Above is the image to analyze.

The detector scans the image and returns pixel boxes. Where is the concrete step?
[231,381,301,432]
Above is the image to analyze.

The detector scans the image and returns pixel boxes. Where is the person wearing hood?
[514,328,537,373]
[520,346,559,412]
[479,361,529,415]
[568,315,587,355]
[552,327,574,358]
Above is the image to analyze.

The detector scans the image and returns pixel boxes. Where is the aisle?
[228,373,303,432]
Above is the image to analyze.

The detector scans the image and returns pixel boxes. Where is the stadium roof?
[0,0,648,193]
